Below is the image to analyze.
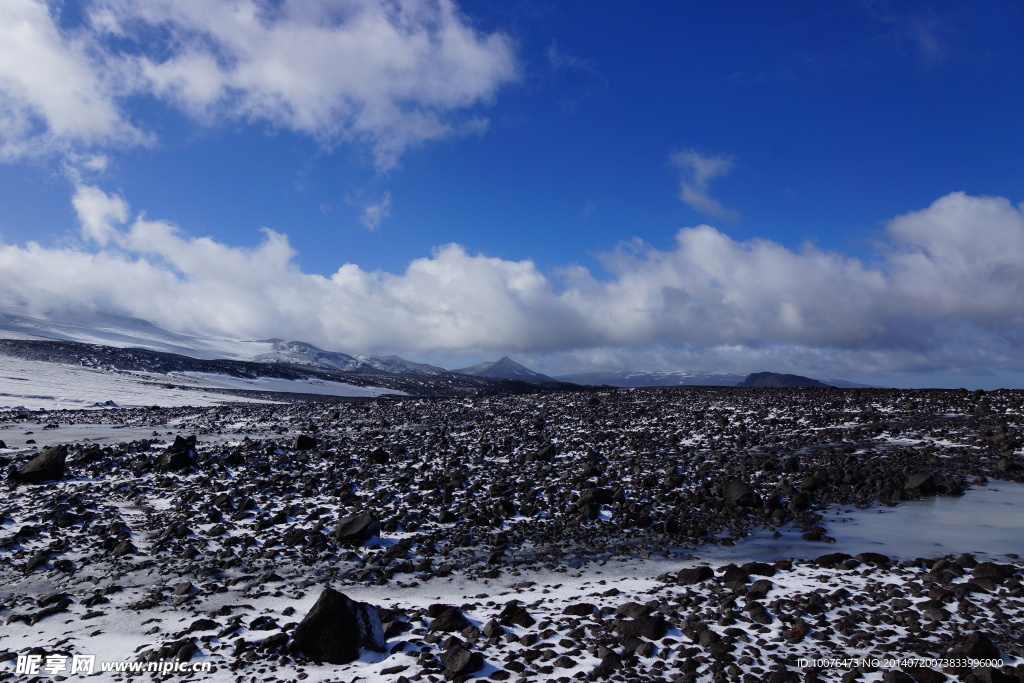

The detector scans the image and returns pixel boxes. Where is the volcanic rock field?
[1,386,1023,682]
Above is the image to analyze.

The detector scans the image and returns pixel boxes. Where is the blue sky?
[1,0,1023,388]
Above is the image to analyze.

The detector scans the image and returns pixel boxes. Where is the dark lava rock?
[368,447,389,464]
[902,667,947,683]
[614,602,649,619]
[747,579,773,600]
[972,562,1016,582]
[16,445,67,484]
[441,643,484,677]
[158,436,197,470]
[292,434,317,450]
[678,566,715,584]
[904,472,937,496]
[333,512,380,546]
[955,631,1002,660]
[856,552,891,566]
[591,653,623,679]
[291,587,384,664]
[110,540,136,557]
[815,552,854,568]
[481,619,504,638]
[578,488,614,507]
[615,615,667,640]
[723,479,762,507]
[747,602,773,625]
[498,601,535,628]
[563,603,597,616]
[429,607,471,632]
[531,443,556,461]
[720,564,749,583]
[882,672,916,683]
[741,561,777,577]
[186,618,219,634]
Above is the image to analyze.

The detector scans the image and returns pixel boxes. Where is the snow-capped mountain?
[253,340,370,371]
[355,354,447,375]
[0,310,578,408]
[453,356,557,382]
[253,340,444,374]
[0,310,442,375]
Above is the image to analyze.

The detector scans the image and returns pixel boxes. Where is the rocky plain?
[1,385,1023,682]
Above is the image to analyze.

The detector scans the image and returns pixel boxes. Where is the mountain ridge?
[735,372,830,388]
[453,356,557,382]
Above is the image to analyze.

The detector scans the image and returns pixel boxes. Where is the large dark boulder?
[158,435,197,470]
[952,630,1002,660]
[16,445,67,484]
[333,512,380,546]
[615,615,667,640]
[441,643,484,677]
[497,601,535,628]
[293,434,317,450]
[578,487,614,507]
[971,562,1016,582]
[428,607,471,632]
[677,566,715,584]
[904,472,936,496]
[562,603,597,616]
[530,443,556,461]
[815,552,854,568]
[291,587,384,664]
[723,480,762,507]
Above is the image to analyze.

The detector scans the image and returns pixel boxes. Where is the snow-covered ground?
[0,309,277,360]
[0,355,403,410]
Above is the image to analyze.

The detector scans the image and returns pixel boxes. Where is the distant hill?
[736,372,830,388]
[254,340,446,374]
[454,356,555,382]
[554,370,744,387]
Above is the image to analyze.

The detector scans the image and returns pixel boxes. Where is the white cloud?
[0,0,146,158]
[71,183,128,244]
[2,186,1024,382]
[670,149,740,221]
[0,0,518,167]
[357,192,393,231]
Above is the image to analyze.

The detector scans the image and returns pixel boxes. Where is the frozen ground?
[707,481,1024,562]
[1,387,1022,682]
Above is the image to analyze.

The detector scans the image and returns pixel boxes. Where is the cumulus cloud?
[71,184,128,245]
[670,149,740,221]
[1,187,1023,380]
[0,0,518,167]
[0,0,147,158]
